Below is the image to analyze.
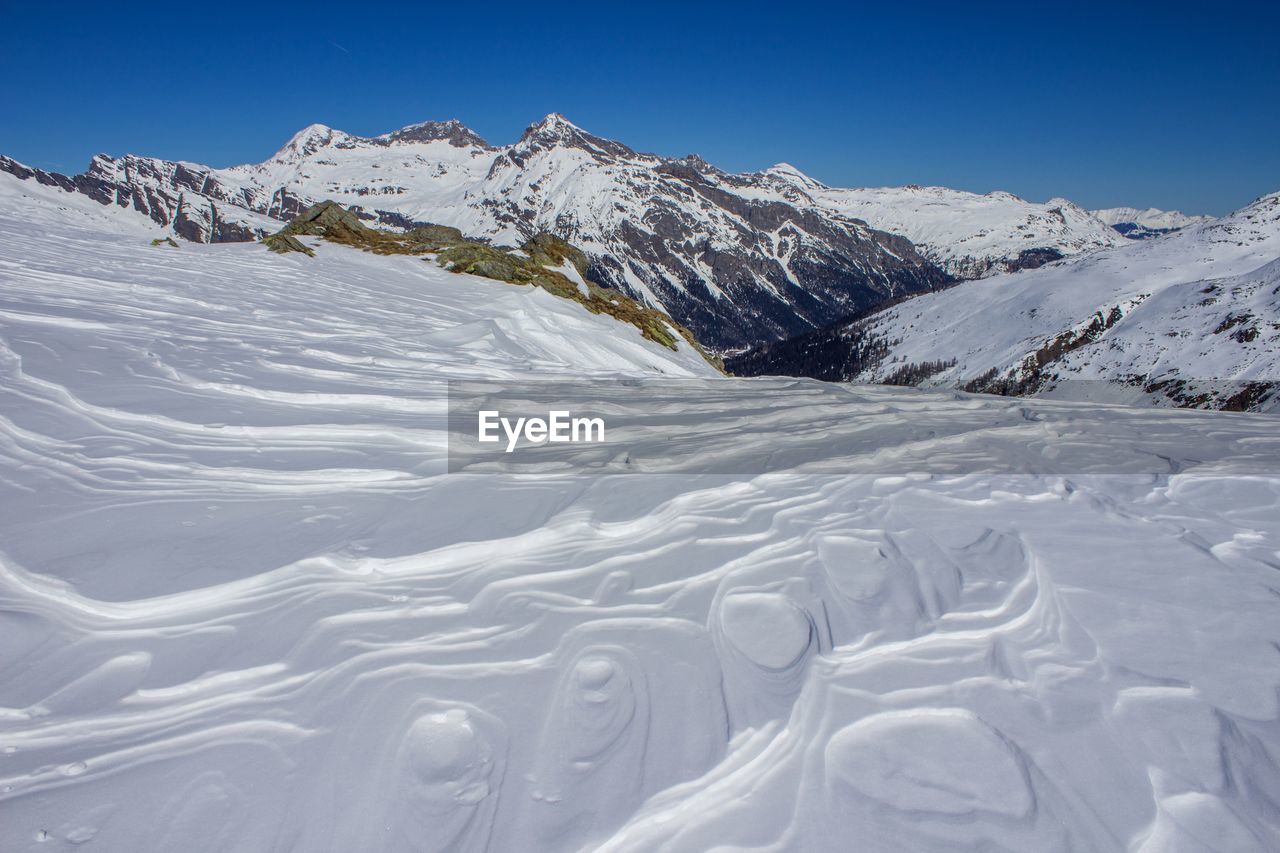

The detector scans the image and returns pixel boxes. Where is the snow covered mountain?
[730,191,1280,411]
[4,165,1280,853]
[1093,206,1214,240]
[0,117,949,349]
[762,171,1127,277]
[1,114,1126,350]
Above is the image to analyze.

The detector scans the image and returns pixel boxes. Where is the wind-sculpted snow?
[3,191,1280,852]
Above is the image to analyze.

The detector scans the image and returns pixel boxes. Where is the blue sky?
[2,1,1276,215]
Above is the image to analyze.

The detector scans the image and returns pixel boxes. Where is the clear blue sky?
[2,0,1276,215]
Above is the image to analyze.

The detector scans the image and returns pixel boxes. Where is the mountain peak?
[534,112,580,131]
[520,112,588,143]
[763,162,825,189]
[294,122,333,138]
[679,154,720,173]
[380,118,490,149]
[272,123,351,162]
[514,113,634,158]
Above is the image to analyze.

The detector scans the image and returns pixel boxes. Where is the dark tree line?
[881,358,957,386]
[725,323,891,381]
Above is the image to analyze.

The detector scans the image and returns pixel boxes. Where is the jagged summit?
[530,112,580,132]
[678,154,722,174]
[380,118,490,148]
[517,112,578,144]
[514,113,635,158]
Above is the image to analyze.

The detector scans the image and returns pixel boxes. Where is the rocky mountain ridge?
[1,115,1129,348]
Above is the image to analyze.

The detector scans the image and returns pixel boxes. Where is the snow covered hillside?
[3,157,1280,853]
[1093,206,1214,239]
[853,191,1280,405]
[0,174,713,384]
[2,114,1128,349]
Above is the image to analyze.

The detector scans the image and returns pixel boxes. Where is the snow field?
[1,185,1279,851]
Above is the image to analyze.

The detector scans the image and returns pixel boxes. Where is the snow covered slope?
[1093,205,1214,239]
[0,173,712,382]
[733,191,1280,410]
[3,159,1280,853]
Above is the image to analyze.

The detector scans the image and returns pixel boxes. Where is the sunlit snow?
[1,174,1279,852]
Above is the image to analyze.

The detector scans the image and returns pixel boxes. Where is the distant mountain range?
[729,191,1279,411]
[1,114,1146,350]
[1091,206,1213,240]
